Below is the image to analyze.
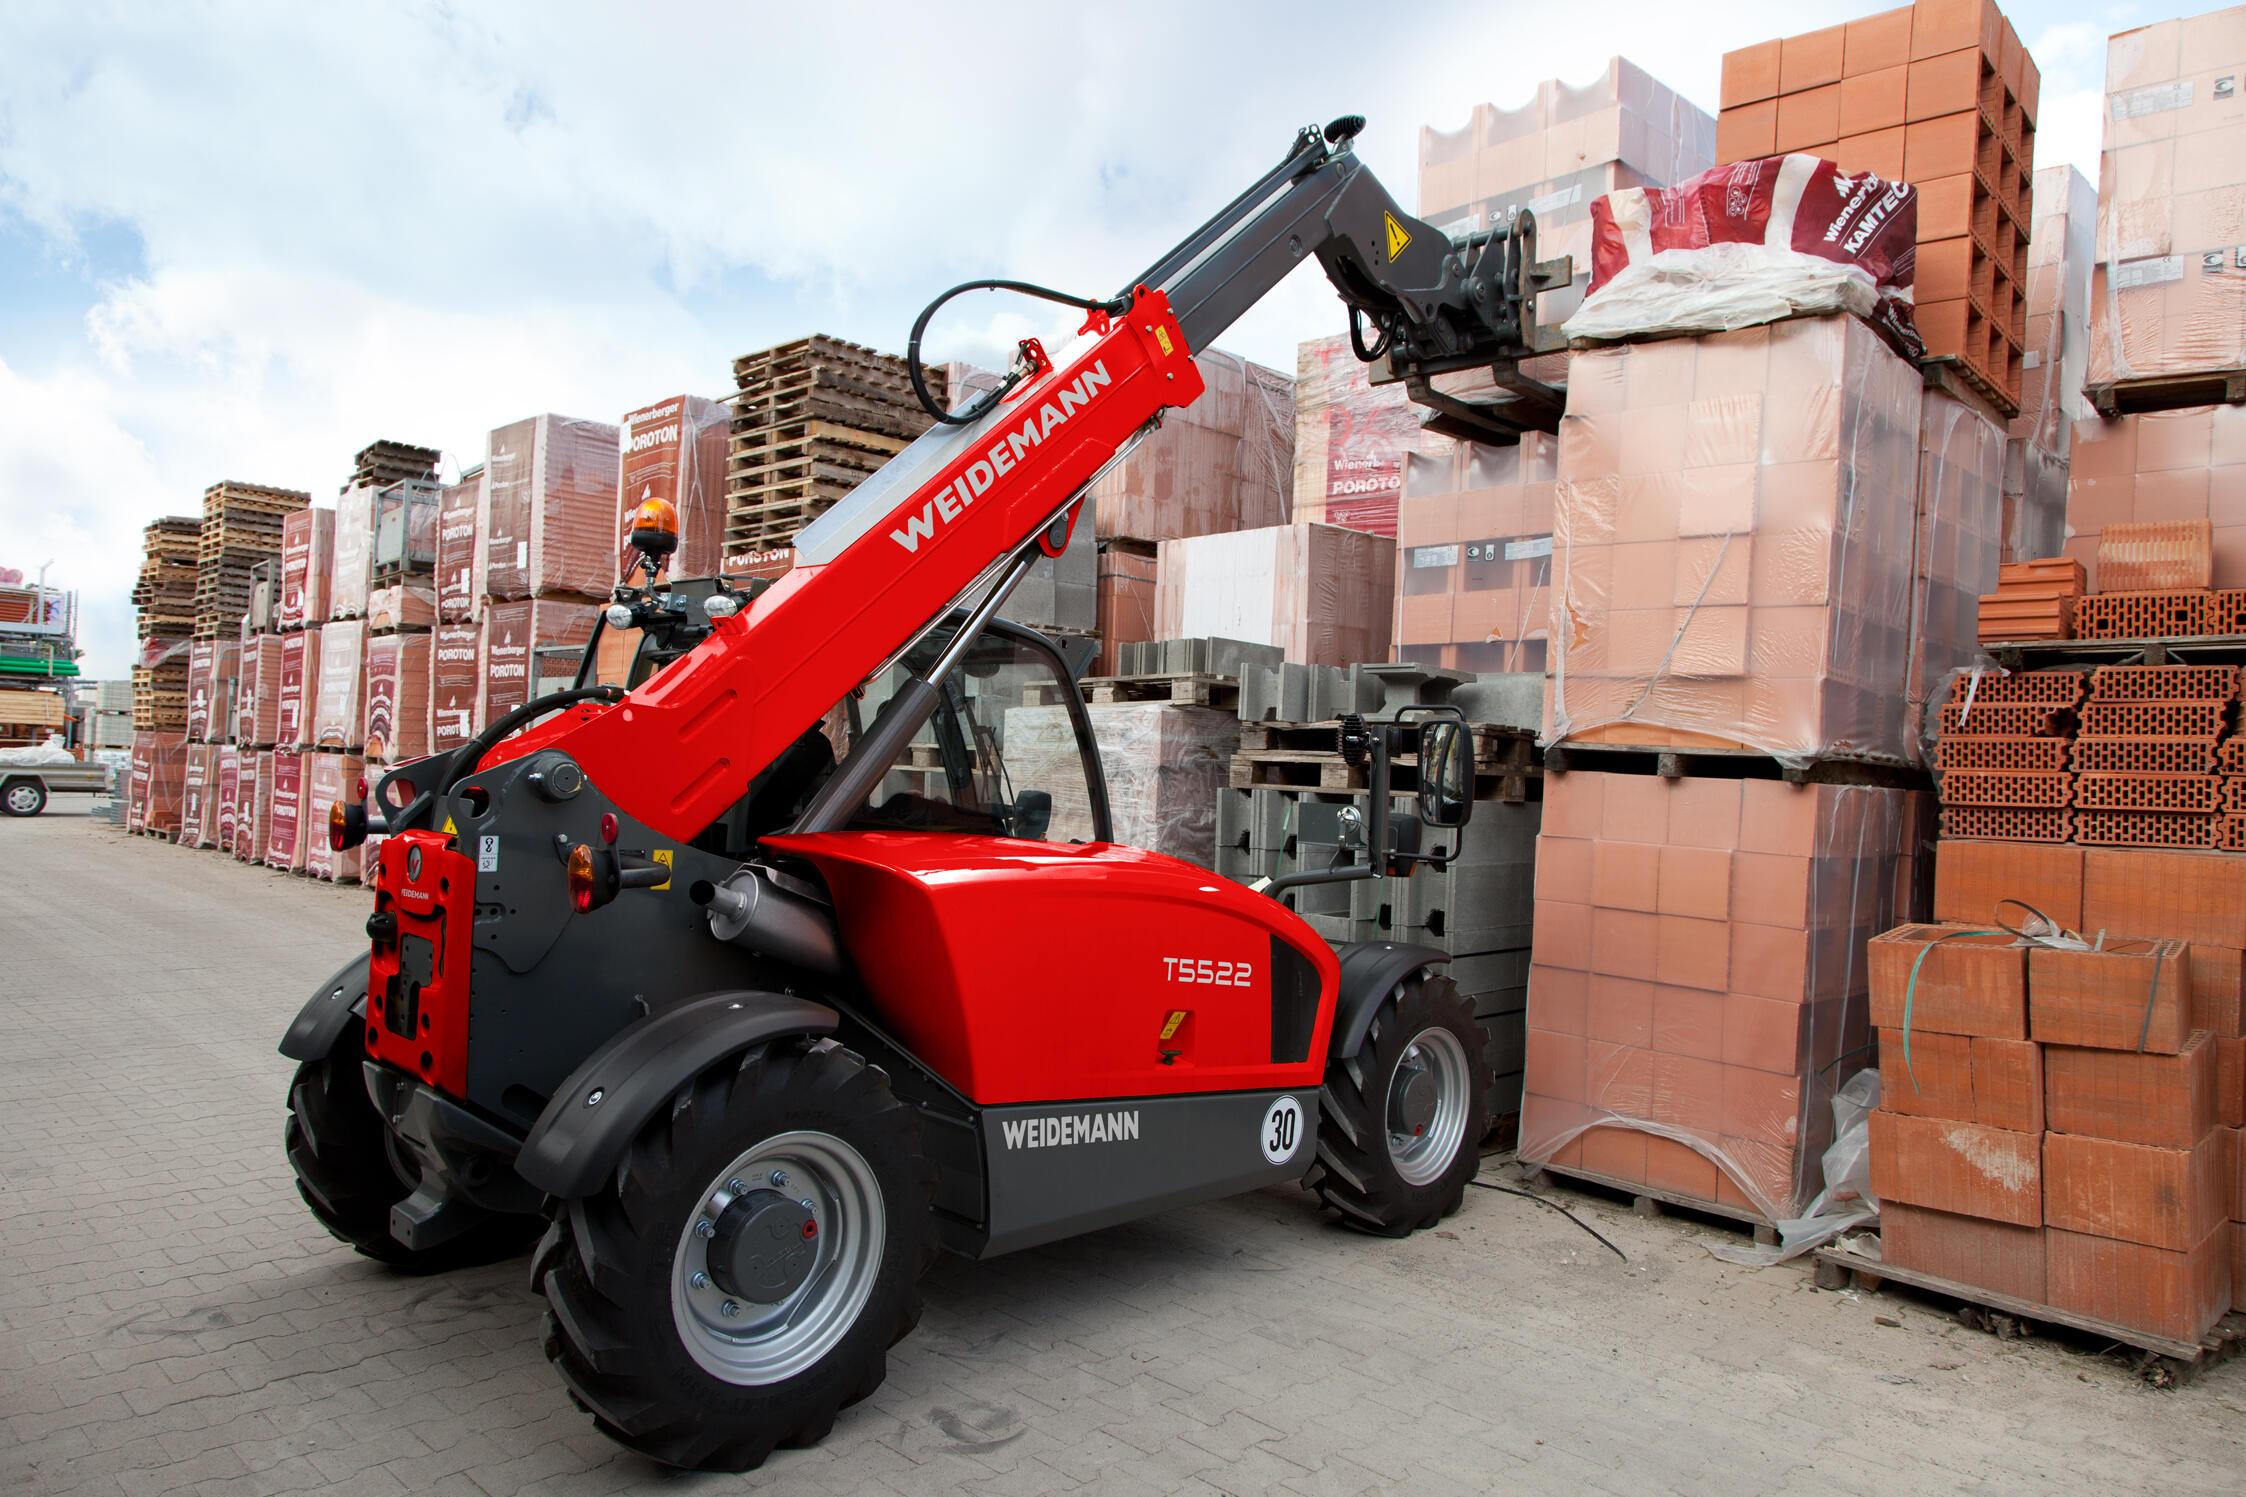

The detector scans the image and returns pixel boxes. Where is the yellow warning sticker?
[651,848,674,891]
[440,815,456,836]
[1159,1010,1187,1040]
[1384,210,1412,262]
[1153,324,1174,357]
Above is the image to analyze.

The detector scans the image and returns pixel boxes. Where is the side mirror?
[1011,788,1054,840]
[1416,720,1473,830]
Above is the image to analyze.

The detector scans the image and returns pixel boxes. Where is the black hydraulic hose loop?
[906,279,1133,426]
[1347,304,1389,363]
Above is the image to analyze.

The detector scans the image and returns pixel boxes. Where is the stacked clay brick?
[1931,668,2083,843]
[1716,0,2037,413]
[2071,664,2239,850]
[1521,768,1930,1221]
[1867,843,2246,1343]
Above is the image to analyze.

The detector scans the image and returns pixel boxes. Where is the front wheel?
[532,1040,935,1472]
[1,778,46,817]
[1310,971,1489,1235]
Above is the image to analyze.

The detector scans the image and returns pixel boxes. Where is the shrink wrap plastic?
[2089,9,2246,386]
[1094,548,1157,677]
[330,486,374,620]
[372,484,440,575]
[1090,351,1292,544]
[1520,771,1930,1221]
[428,624,482,753]
[2007,167,2097,563]
[1544,315,1923,763]
[364,633,431,764]
[1564,155,1922,356]
[214,745,240,854]
[301,752,364,882]
[1290,334,1431,537]
[210,641,239,746]
[2063,405,2246,589]
[278,506,334,632]
[127,731,187,835]
[480,600,596,724]
[485,414,623,601]
[312,620,364,750]
[618,395,728,581]
[1001,702,1238,866]
[367,582,437,633]
[276,628,320,749]
[1396,436,1559,674]
[235,750,270,863]
[239,635,283,748]
[185,640,215,742]
[264,750,305,870]
[436,471,484,623]
[1154,523,1394,667]
[1420,57,1716,332]
[1909,391,2006,756]
[177,743,213,848]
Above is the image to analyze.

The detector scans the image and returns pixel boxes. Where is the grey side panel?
[978,1088,1318,1258]
[515,991,839,1199]
[277,952,373,1062]
[1330,942,1449,1060]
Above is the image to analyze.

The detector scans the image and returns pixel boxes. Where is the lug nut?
[719,1300,740,1318]
[689,1271,709,1289]
[769,1170,789,1189]
[694,1220,715,1239]
[726,1178,745,1194]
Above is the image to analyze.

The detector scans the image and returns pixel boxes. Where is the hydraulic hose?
[906,279,1132,426]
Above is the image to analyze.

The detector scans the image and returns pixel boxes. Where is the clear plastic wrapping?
[2062,406,2246,589]
[276,628,320,749]
[263,749,304,870]
[214,746,239,854]
[1154,522,1395,667]
[1089,351,1293,545]
[301,752,364,882]
[126,731,187,835]
[1544,315,1924,763]
[330,485,374,620]
[999,702,1237,865]
[485,414,624,601]
[1289,333,1432,537]
[1395,436,1560,673]
[1909,391,2006,759]
[312,620,365,750]
[619,395,729,581]
[185,639,216,743]
[479,600,596,723]
[366,582,438,633]
[436,470,484,623]
[1094,547,1158,676]
[371,482,441,576]
[428,624,482,753]
[2007,166,2097,563]
[2089,9,2246,386]
[363,632,432,764]
[238,634,283,748]
[177,743,213,848]
[235,750,270,863]
[1420,57,1716,330]
[278,506,334,632]
[1520,770,1931,1221]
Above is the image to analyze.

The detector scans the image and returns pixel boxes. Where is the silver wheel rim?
[5,785,37,813]
[670,1130,885,1385]
[1386,1026,1471,1187]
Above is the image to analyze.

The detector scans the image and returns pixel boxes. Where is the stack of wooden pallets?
[347,439,439,492]
[132,517,200,640]
[723,337,945,555]
[195,481,309,640]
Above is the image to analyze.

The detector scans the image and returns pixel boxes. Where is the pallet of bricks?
[125,516,198,837]
[1852,820,2246,1358]
[1717,0,2036,415]
[1217,657,1543,1128]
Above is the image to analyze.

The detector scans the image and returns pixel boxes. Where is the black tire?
[286,1051,538,1272]
[1,778,46,817]
[1310,971,1489,1236]
[532,1040,936,1472]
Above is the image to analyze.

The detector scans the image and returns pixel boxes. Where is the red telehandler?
[282,117,1570,1470]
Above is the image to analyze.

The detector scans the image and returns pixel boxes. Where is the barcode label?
[1505,536,1556,560]
[1411,544,1461,568]
[2113,255,2185,290]
[2112,81,2192,119]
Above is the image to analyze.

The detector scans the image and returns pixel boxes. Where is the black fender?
[1329,941,1450,1061]
[516,991,839,1199]
[278,952,372,1063]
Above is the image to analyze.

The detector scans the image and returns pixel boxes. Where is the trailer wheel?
[1310,970,1489,1236]
[532,1040,936,1472]
[285,1051,535,1272]
[1,778,46,817]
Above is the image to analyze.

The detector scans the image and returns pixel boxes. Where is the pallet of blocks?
[1977,558,2083,642]
[2003,165,2095,565]
[1717,0,2037,414]
[196,481,308,641]
[724,337,941,553]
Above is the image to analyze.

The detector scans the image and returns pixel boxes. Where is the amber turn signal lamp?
[567,843,598,914]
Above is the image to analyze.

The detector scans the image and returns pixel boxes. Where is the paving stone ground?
[5,807,2245,1496]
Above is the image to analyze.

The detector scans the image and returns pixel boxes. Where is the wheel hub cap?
[707,1189,818,1304]
[1386,1027,1472,1187]
[1390,1058,1437,1138]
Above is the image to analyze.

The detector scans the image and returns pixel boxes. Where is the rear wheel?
[2,778,46,817]
[533,1040,935,1472]
[1310,971,1489,1235]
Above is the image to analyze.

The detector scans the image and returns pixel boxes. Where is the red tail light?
[567,843,598,914]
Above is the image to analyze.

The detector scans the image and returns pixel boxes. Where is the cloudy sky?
[0,0,2153,678]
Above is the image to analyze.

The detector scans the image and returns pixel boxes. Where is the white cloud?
[3,0,1879,678]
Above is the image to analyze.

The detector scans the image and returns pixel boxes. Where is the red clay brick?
[2044,1031,2218,1148]
[2072,773,2224,814]
[1940,770,2074,807]
[1933,839,2083,927]
[2077,699,2231,738]
[1868,1110,2040,1225]
[1935,736,2070,772]
[1721,39,1783,108]
[2072,738,2220,774]
[2072,808,2221,850]
[2029,939,2192,1053]
[2045,1224,2232,1343]
[1869,924,2028,1038]
[2232,1222,2246,1315]
[1880,1202,2045,1303]
[2082,849,2246,947]
[1878,1028,2040,1131]
[1948,668,2086,707]
[1534,834,1594,905]
[1937,805,2072,842]
[2043,1130,2230,1250]
[2073,590,2212,641]
[1591,839,1659,911]
[2087,663,2241,701]
[1656,845,1731,920]
[1935,702,2073,736]
[2220,1039,2245,1129]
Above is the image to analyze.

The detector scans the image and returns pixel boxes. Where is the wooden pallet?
[1228,749,1533,802]
[1078,671,1241,709]
[2088,367,2246,418]
[1811,1246,2246,1381]
[1528,1161,1778,1245]
[1542,737,1923,788]
[1237,719,1533,763]
[731,387,934,444]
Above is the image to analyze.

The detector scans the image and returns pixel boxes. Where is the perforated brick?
[2088,664,2243,702]
[1940,770,2075,807]
[1948,669,2088,708]
[2073,737,2220,774]
[2071,808,2219,849]
[1938,805,2073,842]
[2227,779,2246,815]
[2072,591,2211,641]
[2097,520,2215,594]
[2078,700,2232,739]
[2073,772,2223,813]
[2223,814,2246,852]
[1937,736,2072,772]
[2206,589,2246,636]
[2221,740,2246,776]
[1937,702,2076,738]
